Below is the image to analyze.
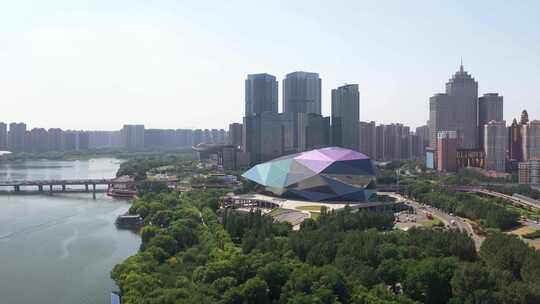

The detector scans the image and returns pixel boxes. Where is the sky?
[1,0,539,131]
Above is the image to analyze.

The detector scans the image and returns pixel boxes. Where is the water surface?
[0,158,140,304]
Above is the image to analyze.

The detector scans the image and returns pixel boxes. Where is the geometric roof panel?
[241,147,375,202]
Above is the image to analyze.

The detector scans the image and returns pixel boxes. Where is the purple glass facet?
[296,158,333,173]
[295,149,333,161]
[337,149,369,161]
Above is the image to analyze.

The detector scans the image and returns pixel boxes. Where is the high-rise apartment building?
[304,114,330,151]
[245,74,278,116]
[519,160,540,186]
[121,124,145,149]
[382,124,403,161]
[77,131,89,150]
[8,122,27,152]
[331,84,359,150]
[29,128,49,152]
[294,113,330,152]
[0,122,7,151]
[62,131,77,151]
[415,125,430,155]
[192,129,203,146]
[478,93,503,149]
[375,125,385,161]
[228,123,243,148]
[484,121,507,172]
[283,72,321,115]
[175,129,193,148]
[437,131,458,172]
[359,121,376,158]
[48,128,63,151]
[429,93,454,148]
[144,129,176,148]
[523,120,540,161]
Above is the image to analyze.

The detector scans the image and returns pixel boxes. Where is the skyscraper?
[283,71,321,115]
[331,84,360,150]
[521,110,529,125]
[429,93,454,148]
[243,112,284,164]
[478,93,503,148]
[245,73,278,116]
[484,120,507,172]
[508,119,524,162]
[429,64,479,149]
[445,63,479,148]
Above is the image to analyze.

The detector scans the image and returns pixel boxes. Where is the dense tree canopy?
[110,185,540,304]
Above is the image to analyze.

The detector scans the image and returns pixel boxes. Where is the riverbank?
[0,148,195,162]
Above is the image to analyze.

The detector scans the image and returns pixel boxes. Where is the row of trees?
[402,180,520,230]
[487,184,540,200]
[116,152,196,180]
[111,183,540,303]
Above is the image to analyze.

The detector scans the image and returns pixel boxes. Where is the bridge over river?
[0,178,134,198]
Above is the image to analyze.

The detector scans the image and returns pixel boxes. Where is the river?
[0,158,141,304]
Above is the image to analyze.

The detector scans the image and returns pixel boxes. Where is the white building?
[523,120,540,161]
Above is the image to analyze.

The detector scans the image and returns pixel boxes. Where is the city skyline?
[1,1,539,130]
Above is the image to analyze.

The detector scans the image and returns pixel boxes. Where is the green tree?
[241,276,269,304]
[403,257,458,304]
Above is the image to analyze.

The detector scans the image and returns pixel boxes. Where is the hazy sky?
[1,1,539,131]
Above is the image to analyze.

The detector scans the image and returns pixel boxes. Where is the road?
[452,186,540,210]
[380,192,484,250]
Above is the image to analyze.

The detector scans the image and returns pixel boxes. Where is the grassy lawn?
[309,212,320,220]
[295,205,323,212]
[507,226,537,237]
[494,200,540,221]
[268,208,290,217]
[418,218,443,228]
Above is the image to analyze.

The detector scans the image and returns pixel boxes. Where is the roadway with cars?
[380,192,485,250]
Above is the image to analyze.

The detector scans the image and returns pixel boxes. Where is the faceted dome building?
[242,147,376,202]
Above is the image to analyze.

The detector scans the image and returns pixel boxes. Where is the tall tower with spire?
[429,62,479,151]
[444,62,479,149]
[521,110,529,125]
